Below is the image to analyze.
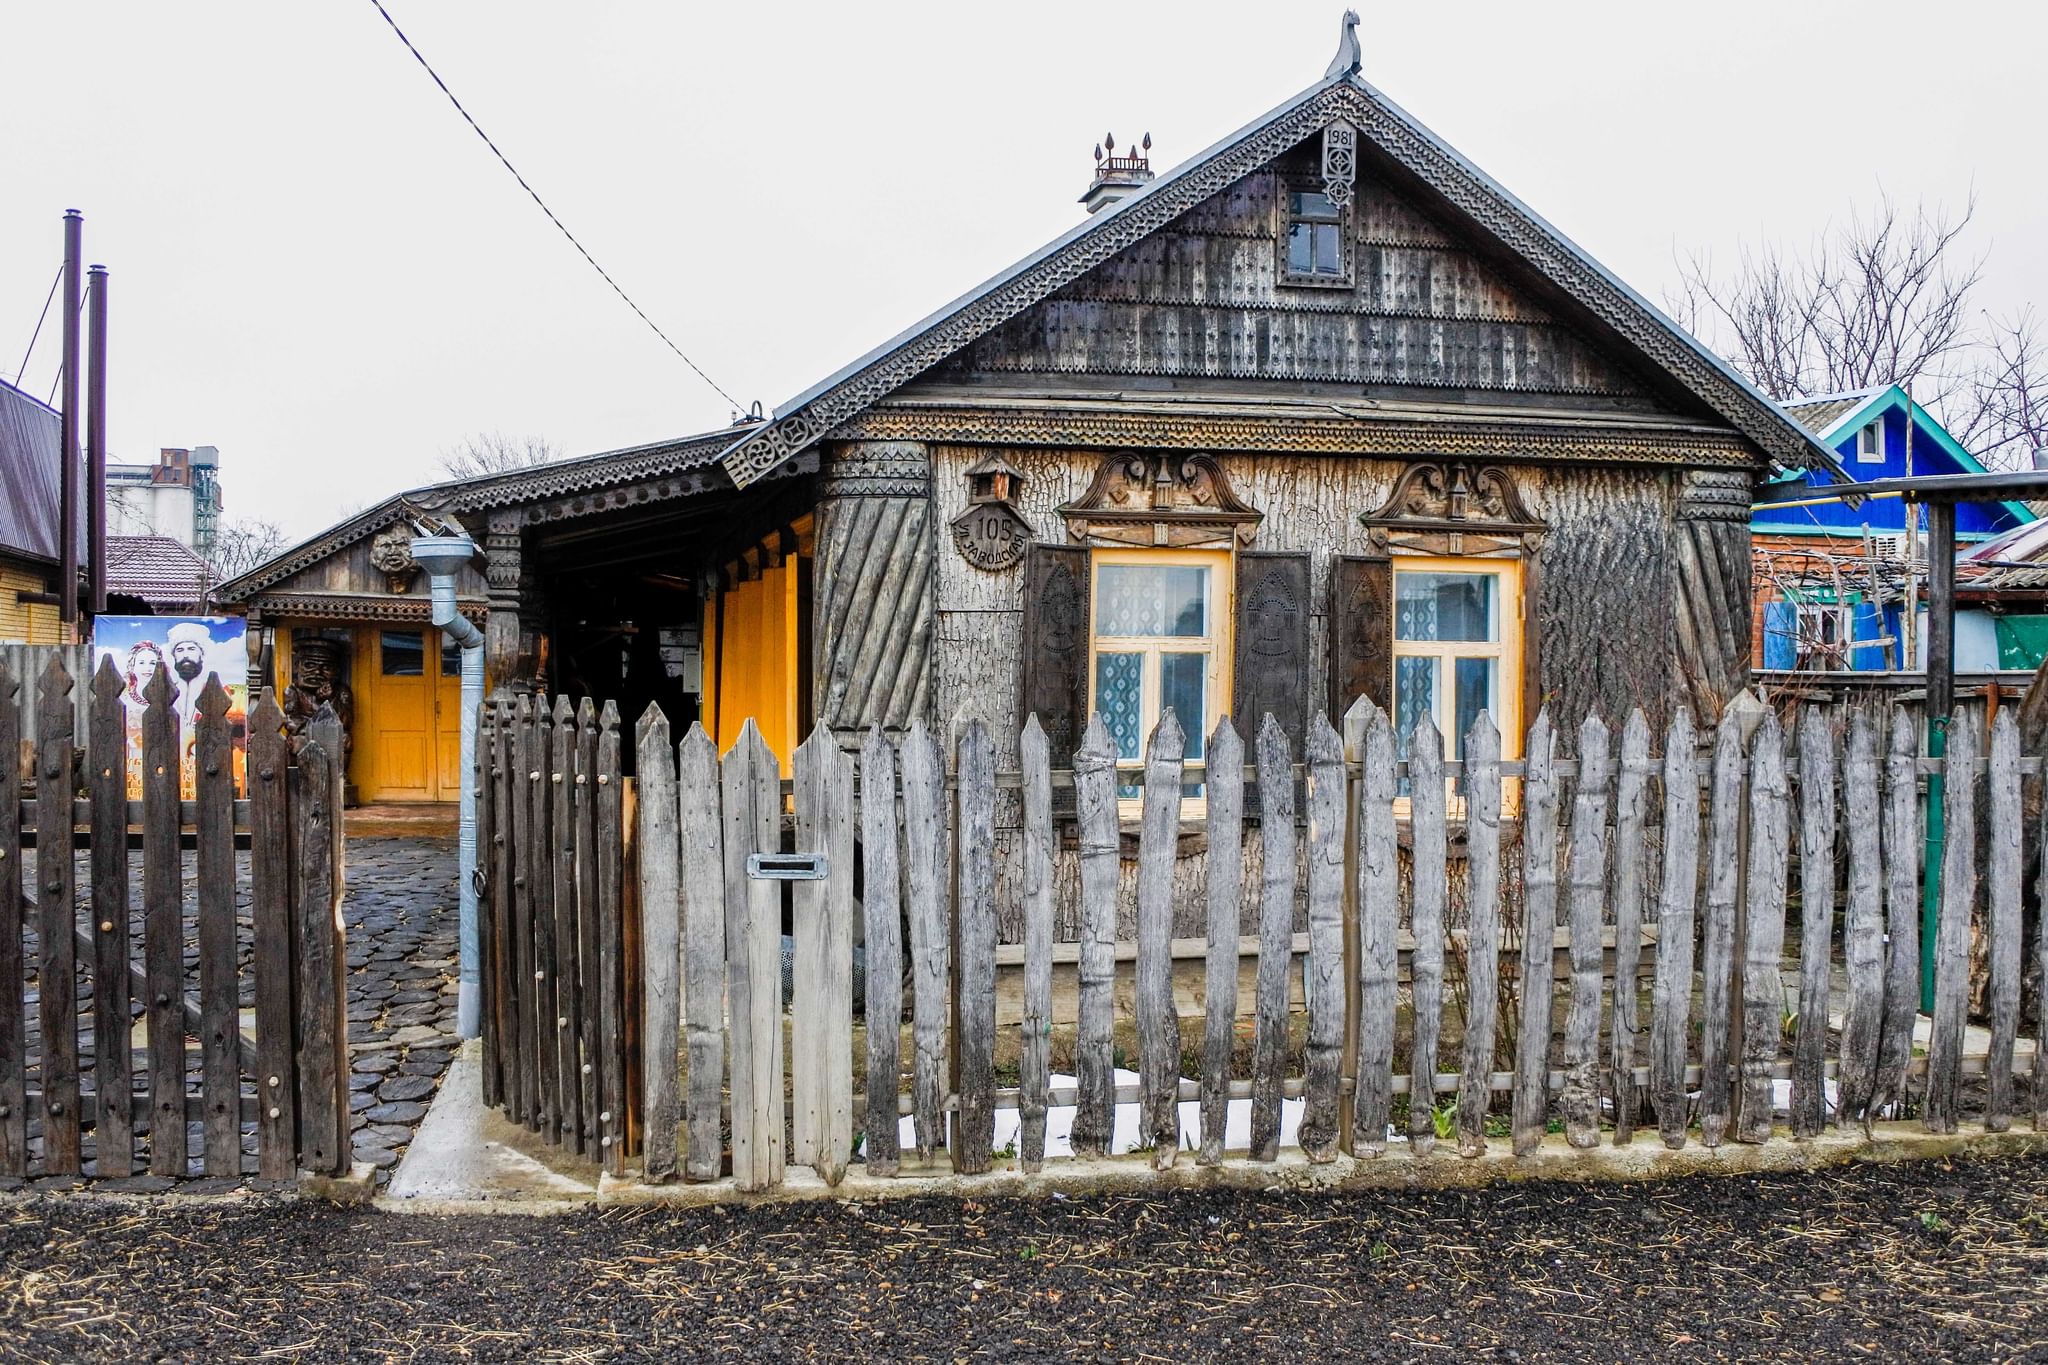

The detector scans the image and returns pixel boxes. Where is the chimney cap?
[1079,130,1155,214]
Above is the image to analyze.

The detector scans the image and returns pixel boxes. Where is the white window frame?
[1856,419,1883,464]
[1390,555,1524,816]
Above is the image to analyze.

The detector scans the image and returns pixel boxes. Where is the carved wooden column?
[483,510,530,694]
[812,441,934,743]
[1672,467,1754,717]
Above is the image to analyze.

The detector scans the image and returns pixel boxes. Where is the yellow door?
[353,626,465,803]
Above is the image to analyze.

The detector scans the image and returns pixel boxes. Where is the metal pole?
[57,210,82,631]
[86,264,108,616]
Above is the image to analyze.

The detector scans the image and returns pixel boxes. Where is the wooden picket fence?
[2,654,350,1183]
[477,691,2045,1192]
[473,696,633,1175]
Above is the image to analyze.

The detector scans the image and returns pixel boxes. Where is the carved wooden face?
[294,643,340,693]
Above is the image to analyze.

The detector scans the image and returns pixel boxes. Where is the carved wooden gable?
[940,143,1661,402]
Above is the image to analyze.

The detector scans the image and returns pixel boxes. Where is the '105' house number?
[949,500,1031,571]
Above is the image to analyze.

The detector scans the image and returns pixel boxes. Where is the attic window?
[1857,420,1883,463]
[1282,185,1352,286]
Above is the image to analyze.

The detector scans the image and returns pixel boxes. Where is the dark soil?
[3,1154,2046,1362]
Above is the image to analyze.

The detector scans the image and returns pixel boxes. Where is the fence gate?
[1,653,351,1184]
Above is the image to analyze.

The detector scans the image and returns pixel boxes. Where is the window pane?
[1313,223,1340,275]
[1096,650,1143,799]
[1395,571,1495,643]
[1393,655,1437,797]
[1287,222,1315,274]
[1161,651,1207,797]
[1290,190,1339,222]
[1453,657,1495,759]
[1097,563,1209,638]
[380,630,425,677]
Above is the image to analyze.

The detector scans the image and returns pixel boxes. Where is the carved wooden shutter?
[1328,554,1393,723]
[1232,551,1310,744]
[1019,542,1090,773]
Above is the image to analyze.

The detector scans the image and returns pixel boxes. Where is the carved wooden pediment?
[1361,460,1543,556]
[1059,452,1262,549]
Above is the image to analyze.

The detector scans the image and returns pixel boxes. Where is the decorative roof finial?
[1325,8,1361,79]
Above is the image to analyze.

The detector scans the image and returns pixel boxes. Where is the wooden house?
[0,377,75,644]
[223,26,1841,845]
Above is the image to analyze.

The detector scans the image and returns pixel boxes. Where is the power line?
[14,261,62,388]
[365,0,742,412]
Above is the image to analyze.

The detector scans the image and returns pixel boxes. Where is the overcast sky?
[4,1,2044,541]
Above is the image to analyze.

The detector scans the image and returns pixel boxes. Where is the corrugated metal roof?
[0,377,80,564]
[104,535,215,609]
[1780,393,1875,438]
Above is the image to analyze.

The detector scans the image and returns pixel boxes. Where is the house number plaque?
[949,500,1031,571]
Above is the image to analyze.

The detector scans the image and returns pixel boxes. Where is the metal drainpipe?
[412,532,486,1038]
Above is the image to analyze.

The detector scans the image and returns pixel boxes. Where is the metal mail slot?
[745,852,829,881]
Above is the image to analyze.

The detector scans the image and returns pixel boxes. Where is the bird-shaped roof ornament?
[1325,8,1361,79]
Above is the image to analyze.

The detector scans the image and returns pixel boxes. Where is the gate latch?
[746,852,829,881]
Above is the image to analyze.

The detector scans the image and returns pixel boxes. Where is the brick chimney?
[1079,131,1154,215]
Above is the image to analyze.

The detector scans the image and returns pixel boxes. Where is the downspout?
[412,531,485,1038]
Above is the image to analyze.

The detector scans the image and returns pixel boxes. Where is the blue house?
[1754,384,2036,670]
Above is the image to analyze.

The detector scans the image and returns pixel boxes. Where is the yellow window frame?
[1086,546,1235,814]
[1390,554,1525,815]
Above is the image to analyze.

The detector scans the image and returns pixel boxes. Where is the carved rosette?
[1058,452,1261,548]
[368,524,419,593]
[1360,460,1544,557]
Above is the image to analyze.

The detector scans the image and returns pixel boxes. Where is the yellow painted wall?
[0,558,66,644]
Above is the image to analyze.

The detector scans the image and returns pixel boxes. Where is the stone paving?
[9,834,460,1187]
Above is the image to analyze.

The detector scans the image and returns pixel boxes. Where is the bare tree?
[1952,309,2048,468]
[1672,192,1983,405]
[207,516,290,581]
[437,431,564,480]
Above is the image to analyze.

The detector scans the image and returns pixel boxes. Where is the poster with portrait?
[91,615,250,798]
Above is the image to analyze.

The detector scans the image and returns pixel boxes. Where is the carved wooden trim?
[1361,460,1545,557]
[1058,452,1263,548]
[831,405,1756,467]
[245,591,486,624]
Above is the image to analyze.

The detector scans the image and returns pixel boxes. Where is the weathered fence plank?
[1792,707,1837,1138]
[1985,708,2021,1133]
[2037,746,2048,1132]
[550,696,583,1154]
[596,704,629,1174]
[34,656,80,1174]
[0,664,23,1177]
[1456,713,1502,1158]
[142,668,184,1176]
[677,723,725,1183]
[955,718,998,1175]
[634,705,681,1182]
[525,694,555,1137]
[1562,714,1612,1150]
[1837,709,1884,1130]
[1250,715,1296,1163]
[792,726,829,1172]
[901,719,951,1165]
[575,699,603,1158]
[196,679,240,1176]
[1135,710,1185,1169]
[1406,715,1446,1156]
[248,691,296,1181]
[861,725,904,1176]
[1697,705,1744,1148]
[1924,712,1978,1135]
[1299,712,1346,1163]
[1650,708,1699,1149]
[1200,716,1243,1166]
[1072,715,1118,1159]
[1738,710,1790,1144]
[1513,710,1557,1157]
[292,723,347,1175]
[1609,710,1650,1146]
[1354,704,1398,1157]
[724,720,783,1191]
[797,721,856,1184]
[1874,710,1921,1118]
[87,659,132,1178]
[477,702,501,1109]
